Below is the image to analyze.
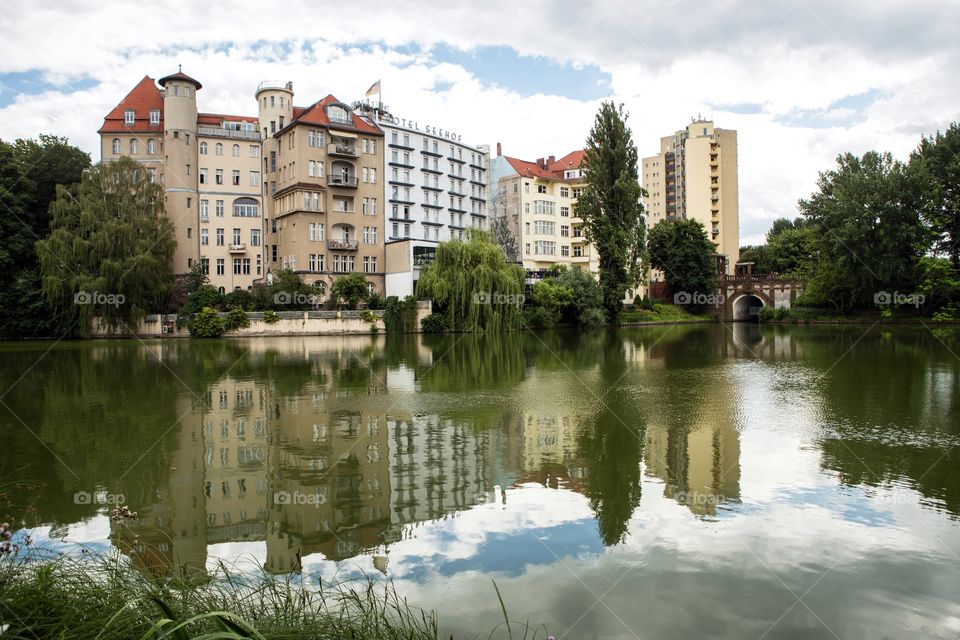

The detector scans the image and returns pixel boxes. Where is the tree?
[36,157,175,335]
[799,151,929,310]
[416,229,524,332]
[576,102,646,321]
[554,268,605,326]
[0,135,90,338]
[647,219,717,307]
[531,279,574,325]
[330,273,371,309]
[911,122,960,269]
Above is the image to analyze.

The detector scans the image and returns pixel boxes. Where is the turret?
[256,81,294,139]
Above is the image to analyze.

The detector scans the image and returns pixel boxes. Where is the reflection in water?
[1,327,960,636]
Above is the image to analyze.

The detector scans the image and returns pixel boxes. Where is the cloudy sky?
[1,0,957,244]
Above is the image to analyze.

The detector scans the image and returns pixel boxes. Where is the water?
[2,325,959,638]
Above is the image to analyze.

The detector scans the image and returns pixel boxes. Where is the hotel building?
[257,83,386,294]
[350,102,491,297]
[642,119,740,273]
[99,71,265,293]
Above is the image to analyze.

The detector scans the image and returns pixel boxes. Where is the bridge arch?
[731,292,767,321]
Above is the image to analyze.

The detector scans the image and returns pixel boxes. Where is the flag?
[365,80,381,97]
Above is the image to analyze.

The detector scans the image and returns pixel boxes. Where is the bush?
[521,306,557,329]
[578,307,606,328]
[420,312,452,333]
[361,309,377,324]
[640,294,655,311]
[384,296,417,333]
[758,307,790,321]
[188,307,225,338]
[178,284,223,326]
[330,273,371,309]
[368,293,387,310]
[223,288,255,311]
[263,310,280,324]
[224,306,251,331]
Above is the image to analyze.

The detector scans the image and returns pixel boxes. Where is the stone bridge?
[712,274,804,321]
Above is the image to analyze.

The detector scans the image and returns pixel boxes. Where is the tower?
[158,68,202,275]
[256,81,294,271]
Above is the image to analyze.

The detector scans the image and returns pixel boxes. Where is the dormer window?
[124,110,135,125]
[149,110,160,125]
[326,105,350,125]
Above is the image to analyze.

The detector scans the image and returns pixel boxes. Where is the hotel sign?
[380,114,463,143]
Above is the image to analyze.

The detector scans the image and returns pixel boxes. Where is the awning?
[331,131,357,139]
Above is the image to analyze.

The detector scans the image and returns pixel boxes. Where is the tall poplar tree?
[37,157,176,335]
[576,102,646,320]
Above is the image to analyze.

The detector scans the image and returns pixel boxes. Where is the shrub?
[263,310,280,324]
[188,307,225,338]
[178,284,223,326]
[368,293,387,310]
[640,294,655,311]
[384,296,417,333]
[223,288,255,310]
[330,273,371,309]
[224,306,251,331]
[521,306,557,329]
[421,312,452,333]
[578,307,606,328]
[361,309,378,324]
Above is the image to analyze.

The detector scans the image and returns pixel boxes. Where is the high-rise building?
[99,71,265,292]
[642,119,739,273]
[257,83,386,295]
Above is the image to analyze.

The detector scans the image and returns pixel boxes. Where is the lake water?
[1,325,959,638]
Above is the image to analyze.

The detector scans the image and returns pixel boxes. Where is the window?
[147,168,156,183]
[524,183,530,193]
[309,223,325,242]
[215,200,224,217]
[561,245,569,257]
[111,138,120,154]
[534,220,555,235]
[233,258,242,275]
[534,240,556,255]
[572,187,582,198]
[560,225,570,237]
[200,141,208,155]
[216,258,225,275]
[215,169,223,184]
[124,110,135,125]
[232,170,240,186]
[215,143,223,156]
[250,145,259,158]
[535,200,555,215]
[201,229,209,245]
[199,168,207,184]
[233,198,259,217]
[147,139,156,154]
[250,171,260,186]
[560,186,569,198]
[232,144,240,157]
[186,164,191,175]
[149,110,160,125]
[216,228,224,246]
[200,200,209,221]
[232,228,241,245]
[560,206,570,217]
[363,256,378,273]
[309,254,323,271]
[362,226,377,244]
[369,168,376,183]
[129,139,138,154]
[537,184,547,194]
[251,229,260,246]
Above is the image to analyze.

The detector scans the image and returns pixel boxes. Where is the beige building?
[258,83,386,296]
[99,70,265,292]
[642,119,739,274]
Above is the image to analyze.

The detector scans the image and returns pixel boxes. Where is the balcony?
[327,239,358,251]
[327,142,358,158]
[229,243,246,253]
[197,126,260,141]
[327,175,358,188]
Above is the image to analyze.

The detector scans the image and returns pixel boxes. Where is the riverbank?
[1,550,450,639]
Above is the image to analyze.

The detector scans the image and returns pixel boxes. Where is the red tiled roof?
[197,112,258,126]
[98,75,164,134]
[504,149,586,180]
[157,70,202,90]
[292,94,382,135]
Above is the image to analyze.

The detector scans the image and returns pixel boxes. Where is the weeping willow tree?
[36,157,176,335]
[416,229,524,332]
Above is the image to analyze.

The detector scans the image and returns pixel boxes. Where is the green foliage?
[0,135,90,338]
[531,280,574,326]
[578,307,606,328]
[368,293,386,310]
[262,310,280,324]
[799,151,929,310]
[224,306,251,331]
[330,273,371,309]
[416,230,524,332]
[360,309,377,324]
[758,307,790,321]
[576,102,646,320]
[521,305,558,329]
[640,294,655,311]
[917,257,960,314]
[268,269,316,310]
[383,295,417,333]
[36,157,175,335]
[420,312,453,333]
[223,288,255,311]
[188,307,226,338]
[553,268,605,325]
[647,218,717,310]
[178,284,224,326]
[932,303,960,322]
[911,122,960,269]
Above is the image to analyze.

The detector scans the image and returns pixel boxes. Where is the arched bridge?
[714,274,804,321]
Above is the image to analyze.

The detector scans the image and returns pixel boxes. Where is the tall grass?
[0,549,442,639]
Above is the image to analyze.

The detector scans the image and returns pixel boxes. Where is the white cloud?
[1,0,958,242]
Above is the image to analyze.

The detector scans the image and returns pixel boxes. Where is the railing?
[229,243,246,253]
[257,80,291,93]
[327,239,358,251]
[327,142,358,157]
[197,126,260,141]
[327,175,358,188]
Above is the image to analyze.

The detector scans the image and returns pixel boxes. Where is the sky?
[1,0,958,245]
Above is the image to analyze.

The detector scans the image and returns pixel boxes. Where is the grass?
[617,303,713,324]
[0,548,552,640]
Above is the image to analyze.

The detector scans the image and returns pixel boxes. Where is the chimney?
[496,142,502,156]
[536,157,546,169]
[547,155,555,166]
